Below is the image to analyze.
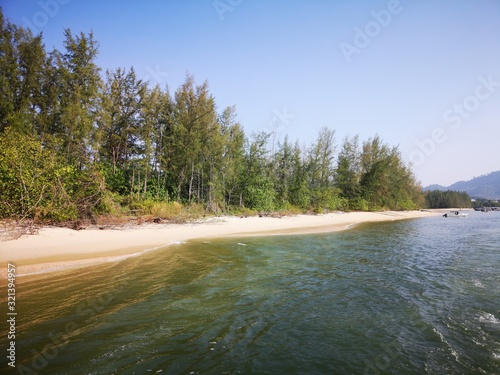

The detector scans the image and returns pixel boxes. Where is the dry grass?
[148,201,183,219]
[0,202,309,239]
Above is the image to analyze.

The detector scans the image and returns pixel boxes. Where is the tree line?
[425,190,472,209]
[0,11,425,222]
[472,199,500,209]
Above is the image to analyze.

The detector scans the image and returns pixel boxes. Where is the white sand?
[0,210,442,276]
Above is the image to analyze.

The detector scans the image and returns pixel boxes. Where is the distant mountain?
[425,184,446,191]
[424,170,500,200]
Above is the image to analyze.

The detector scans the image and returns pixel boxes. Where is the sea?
[1,211,499,375]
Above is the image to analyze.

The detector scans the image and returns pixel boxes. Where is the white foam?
[473,279,484,288]
[105,243,175,263]
[479,312,500,324]
[168,240,187,246]
[432,328,460,362]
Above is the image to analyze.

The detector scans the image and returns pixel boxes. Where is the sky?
[2,0,500,186]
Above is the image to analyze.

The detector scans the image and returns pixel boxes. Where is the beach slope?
[0,210,440,275]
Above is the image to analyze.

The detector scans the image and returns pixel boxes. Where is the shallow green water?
[2,212,499,374]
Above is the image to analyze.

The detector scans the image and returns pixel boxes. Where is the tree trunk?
[137,170,141,200]
[198,167,201,202]
[188,161,194,204]
[130,169,134,198]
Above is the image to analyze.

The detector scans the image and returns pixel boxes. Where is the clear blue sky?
[3,0,500,186]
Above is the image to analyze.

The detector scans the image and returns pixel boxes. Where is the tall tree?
[99,67,146,176]
[53,29,101,165]
[359,135,421,210]
[359,135,391,209]
[335,135,361,200]
[273,135,295,207]
[288,141,310,209]
[0,13,47,133]
[243,132,276,211]
[307,127,340,210]
[308,127,336,190]
[218,105,245,209]
[170,75,218,203]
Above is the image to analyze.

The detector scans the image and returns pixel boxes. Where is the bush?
[0,129,75,221]
[395,198,417,211]
[310,187,345,212]
[349,197,369,211]
[0,129,107,222]
[149,201,183,218]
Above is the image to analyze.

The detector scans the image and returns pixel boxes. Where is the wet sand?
[0,210,444,276]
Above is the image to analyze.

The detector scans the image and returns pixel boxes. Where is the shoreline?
[0,210,447,277]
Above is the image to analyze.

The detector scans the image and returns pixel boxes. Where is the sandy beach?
[0,210,442,276]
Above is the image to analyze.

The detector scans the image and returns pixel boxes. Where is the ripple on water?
[11,214,500,375]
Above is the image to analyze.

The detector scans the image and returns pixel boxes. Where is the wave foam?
[479,312,500,324]
[472,279,484,288]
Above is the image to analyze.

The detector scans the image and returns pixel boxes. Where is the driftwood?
[0,220,39,241]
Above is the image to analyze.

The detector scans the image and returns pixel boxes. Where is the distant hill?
[424,171,500,200]
[425,183,446,191]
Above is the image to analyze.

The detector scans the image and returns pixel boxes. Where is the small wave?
[237,242,247,246]
[493,352,500,360]
[106,252,142,263]
[479,312,500,324]
[345,223,358,229]
[472,279,484,288]
[169,240,186,245]
[106,243,175,263]
[432,328,460,362]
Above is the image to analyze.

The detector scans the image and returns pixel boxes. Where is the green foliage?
[335,135,361,200]
[242,132,276,211]
[395,198,418,211]
[472,199,500,208]
[0,10,426,222]
[245,184,275,212]
[348,197,369,211]
[0,129,75,220]
[133,200,183,218]
[289,177,311,210]
[310,187,344,212]
[425,190,471,209]
[0,128,105,221]
[100,164,129,195]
